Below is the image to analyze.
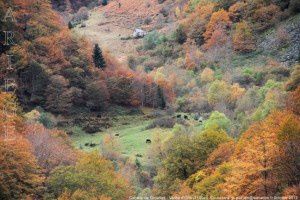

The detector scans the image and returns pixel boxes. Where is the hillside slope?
[73,0,178,63]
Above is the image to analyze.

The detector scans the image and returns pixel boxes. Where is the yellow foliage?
[200,68,214,84]
[230,83,246,102]
[0,92,23,140]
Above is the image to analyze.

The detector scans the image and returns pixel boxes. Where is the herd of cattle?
[82,113,205,148]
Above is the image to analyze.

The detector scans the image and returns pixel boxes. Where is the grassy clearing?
[70,114,173,164]
[69,107,204,165]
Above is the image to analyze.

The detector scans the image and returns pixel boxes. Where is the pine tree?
[102,0,108,6]
[93,44,106,69]
[68,21,73,29]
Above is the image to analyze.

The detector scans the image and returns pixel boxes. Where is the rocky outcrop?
[258,14,300,66]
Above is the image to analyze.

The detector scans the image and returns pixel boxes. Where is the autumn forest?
[0,0,299,199]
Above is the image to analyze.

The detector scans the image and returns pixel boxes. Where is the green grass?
[69,108,204,165]
[70,114,173,164]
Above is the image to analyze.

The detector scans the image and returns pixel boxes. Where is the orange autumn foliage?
[221,111,300,196]
[0,92,23,140]
[0,139,44,199]
[205,141,235,171]
[203,9,232,43]
[172,182,195,198]
[204,27,229,49]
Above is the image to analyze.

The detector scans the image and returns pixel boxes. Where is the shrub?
[38,112,57,128]
[143,31,167,50]
[155,43,174,59]
[146,117,175,129]
[144,17,152,25]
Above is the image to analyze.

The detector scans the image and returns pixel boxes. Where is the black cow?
[146,139,152,144]
[90,143,97,147]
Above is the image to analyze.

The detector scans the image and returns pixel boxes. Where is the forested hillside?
[0,0,299,199]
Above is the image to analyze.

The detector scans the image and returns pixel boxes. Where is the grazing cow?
[146,139,151,144]
[90,143,96,147]
[176,114,181,118]
[84,143,90,146]
[115,134,120,137]
[184,115,189,120]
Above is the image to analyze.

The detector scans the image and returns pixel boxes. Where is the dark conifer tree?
[93,44,106,69]
[157,86,166,109]
[68,21,73,29]
[102,0,108,6]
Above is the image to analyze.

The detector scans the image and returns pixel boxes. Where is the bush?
[155,43,174,59]
[38,112,57,129]
[143,31,167,50]
[146,117,175,129]
[173,25,187,44]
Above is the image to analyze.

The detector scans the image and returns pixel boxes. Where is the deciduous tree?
[47,152,132,200]
[233,21,256,53]
[0,139,44,199]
